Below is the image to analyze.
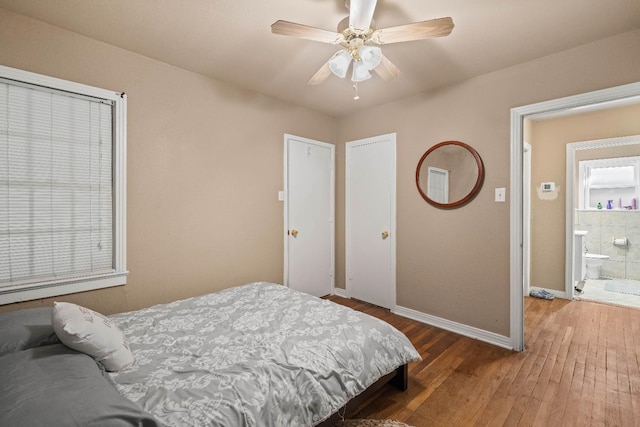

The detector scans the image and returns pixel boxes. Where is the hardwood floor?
[325,295,640,426]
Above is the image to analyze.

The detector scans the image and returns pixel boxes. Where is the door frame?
[523,142,531,297]
[345,132,397,310]
[283,134,335,293]
[510,82,640,351]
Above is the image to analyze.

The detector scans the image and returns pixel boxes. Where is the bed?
[0,282,420,426]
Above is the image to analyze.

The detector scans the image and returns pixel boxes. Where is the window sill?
[0,272,128,305]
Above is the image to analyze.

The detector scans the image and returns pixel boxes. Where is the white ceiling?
[1,0,639,117]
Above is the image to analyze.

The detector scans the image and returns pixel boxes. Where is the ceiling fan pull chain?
[353,83,360,100]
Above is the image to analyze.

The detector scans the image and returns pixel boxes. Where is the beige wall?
[0,8,336,314]
[528,104,640,291]
[335,29,640,336]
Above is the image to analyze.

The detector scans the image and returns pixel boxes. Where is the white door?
[284,134,334,297]
[346,133,396,309]
[427,166,449,204]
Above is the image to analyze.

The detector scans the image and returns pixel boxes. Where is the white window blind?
[589,165,635,187]
[580,156,640,209]
[0,66,127,304]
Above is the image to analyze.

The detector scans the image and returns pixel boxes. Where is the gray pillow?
[0,307,60,355]
[0,344,159,427]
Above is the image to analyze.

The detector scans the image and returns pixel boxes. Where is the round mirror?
[416,141,484,209]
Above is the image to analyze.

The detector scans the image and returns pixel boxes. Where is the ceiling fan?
[271,0,454,97]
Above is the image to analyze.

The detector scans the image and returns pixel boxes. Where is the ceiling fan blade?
[371,17,454,45]
[349,0,378,30]
[307,60,333,85]
[373,54,400,81]
[271,20,345,44]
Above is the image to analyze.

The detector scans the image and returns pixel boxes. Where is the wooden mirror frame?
[415,140,485,209]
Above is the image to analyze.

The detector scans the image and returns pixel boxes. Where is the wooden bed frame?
[316,363,408,426]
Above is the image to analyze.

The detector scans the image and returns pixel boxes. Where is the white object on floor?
[585,253,609,279]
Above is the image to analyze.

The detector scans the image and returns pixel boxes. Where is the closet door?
[284,135,334,297]
[346,133,396,309]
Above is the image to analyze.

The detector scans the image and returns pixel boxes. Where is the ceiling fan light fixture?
[272,0,454,91]
[329,50,352,78]
[358,45,382,70]
[351,60,371,82]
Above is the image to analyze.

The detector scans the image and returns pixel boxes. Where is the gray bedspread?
[107,282,420,427]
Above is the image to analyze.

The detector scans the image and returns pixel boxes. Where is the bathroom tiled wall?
[575,210,640,279]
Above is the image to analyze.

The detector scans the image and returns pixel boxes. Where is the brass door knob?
[382,231,389,239]
[291,229,299,237]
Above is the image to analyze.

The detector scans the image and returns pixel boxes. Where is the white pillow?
[52,301,133,372]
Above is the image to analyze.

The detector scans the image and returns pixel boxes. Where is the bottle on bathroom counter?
[597,202,602,209]
[633,198,637,210]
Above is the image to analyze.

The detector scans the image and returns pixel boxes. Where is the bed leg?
[389,363,408,391]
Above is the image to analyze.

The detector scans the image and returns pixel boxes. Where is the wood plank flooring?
[325,295,640,426]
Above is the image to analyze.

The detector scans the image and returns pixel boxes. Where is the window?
[0,65,126,304]
[579,156,640,209]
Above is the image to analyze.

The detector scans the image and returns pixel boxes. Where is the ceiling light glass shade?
[328,50,352,78]
[358,46,382,70]
[351,60,371,82]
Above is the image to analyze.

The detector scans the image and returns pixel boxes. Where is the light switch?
[278,191,284,202]
[495,188,506,202]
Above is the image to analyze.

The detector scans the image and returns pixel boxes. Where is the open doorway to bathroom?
[568,135,640,310]
[510,82,640,351]
[523,103,640,305]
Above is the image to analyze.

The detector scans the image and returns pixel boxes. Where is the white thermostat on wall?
[541,182,555,192]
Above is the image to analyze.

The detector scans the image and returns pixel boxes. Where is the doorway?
[284,134,335,297]
[567,135,640,309]
[510,82,640,351]
[345,133,396,310]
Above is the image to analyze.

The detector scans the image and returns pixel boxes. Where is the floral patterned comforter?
[107,282,420,427]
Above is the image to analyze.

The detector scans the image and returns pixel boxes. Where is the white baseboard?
[332,287,348,298]
[393,305,513,350]
[330,290,512,350]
